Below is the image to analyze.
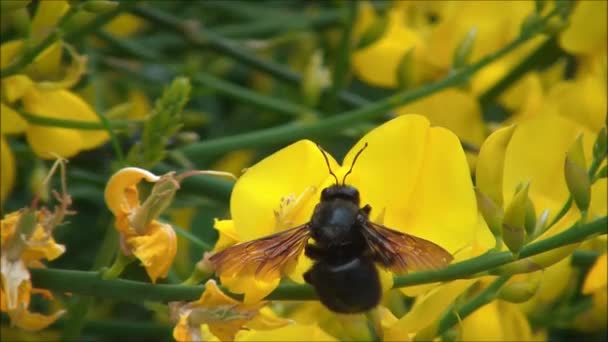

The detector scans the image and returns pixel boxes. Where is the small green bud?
[491,257,542,275]
[564,135,590,212]
[30,162,49,203]
[82,0,119,13]
[475,188,504,239]
[498,276,540,303]
[524,198,536,237]
[452,28,477,69]
[130,174,180,234]
[503,182,530,254]
[397,48,415,89]
[593,127,607,161]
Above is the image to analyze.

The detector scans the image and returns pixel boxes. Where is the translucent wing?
[361,221,453,274]
[209,224,311,280]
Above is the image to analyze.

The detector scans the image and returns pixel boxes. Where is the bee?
[209,143,453,313]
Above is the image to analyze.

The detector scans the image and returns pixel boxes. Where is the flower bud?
[452,28,477,69]
[593,127,607,162]
[503,182,530,254]
[30,162,50,203]
[130,174,180,234]
[6,208,37,261]
[83,0,119,13]
[520,12,542,36]
[498,274,541,303]
[524,198,536,236]
[475,188,504,240]
[564,135,590,212]
[476,125,516,208]
[491,257,541,275]
[397,48,416,89]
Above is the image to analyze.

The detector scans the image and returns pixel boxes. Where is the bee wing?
[209,224,311,280]
[361,221,453,274]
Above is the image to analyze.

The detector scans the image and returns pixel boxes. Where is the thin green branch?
[193,73,316,119]
[30,216,606,303]
[130,5,369,109]
[436,275,511,336]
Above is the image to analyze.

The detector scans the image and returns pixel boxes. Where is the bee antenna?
[342,142,368,185]
[316,144,339,185]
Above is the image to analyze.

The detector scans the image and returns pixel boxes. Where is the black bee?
[209,143,453,313]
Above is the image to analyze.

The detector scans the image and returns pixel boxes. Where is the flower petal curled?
[127,220,177,283]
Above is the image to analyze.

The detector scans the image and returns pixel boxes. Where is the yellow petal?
[345,115,478,254]
[460,301,504,340]
[127,221,177,283]
[352,8,426,88]
[583,253,608,294]
[21,225,66,263]
[1,137,16,203]
[173,314,194,342]
[2,75,34,103]
[0,40,23,68]
[0,103,28,134]
[220,272,280,305]
[127,89,151,119]
[9,307,65,332]
[503,112,587,222]
[396,89,486,146]
[387,279,476,336]
[212,219,240,252]
[30,0,69,41]
[230,140,335,242]
[103,14,147,38]
[246,307,293,331]
[239,323,337,341]
[104,167,160,216]
[22,88,109,158]
[476,125,516,207]
[559,0,608,55]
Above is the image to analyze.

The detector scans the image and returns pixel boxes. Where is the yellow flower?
[104,167,177,283]
[213,114,480,304]
[0,136,16,204]
[172,280,292,342]
[573,253,608,332]
[475,110,606,266]
[0,209,66,331]
[559,0,607,57]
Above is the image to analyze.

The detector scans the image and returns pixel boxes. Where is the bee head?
[321,185,360,205]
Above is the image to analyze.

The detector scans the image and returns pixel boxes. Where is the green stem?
[31,216,606,303]
[216,11,342,38]
[436,275,511,336]
[193,73,316,119]
[130,5,369,109]
[324,1,357,113]
[62,222,119,340]
[176,23,548,158]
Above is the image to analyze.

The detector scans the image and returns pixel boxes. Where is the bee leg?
[360,204,372,216]
[305,244,325,260]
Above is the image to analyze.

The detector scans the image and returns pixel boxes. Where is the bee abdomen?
[304,256,381,314]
